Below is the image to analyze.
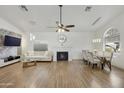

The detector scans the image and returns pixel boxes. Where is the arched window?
[103,27,120,53]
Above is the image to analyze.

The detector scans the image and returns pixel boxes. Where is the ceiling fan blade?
[61,24,64,27]
[65,25,75,28]
[64,28,70,32]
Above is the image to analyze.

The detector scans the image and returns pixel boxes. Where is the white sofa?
[24,51,53,62]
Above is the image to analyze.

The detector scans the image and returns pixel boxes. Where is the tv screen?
[4,35,21,46]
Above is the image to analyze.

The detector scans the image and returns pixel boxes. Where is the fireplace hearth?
[57,51,68,61]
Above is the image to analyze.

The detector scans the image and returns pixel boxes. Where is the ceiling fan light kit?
[57,28,65,32]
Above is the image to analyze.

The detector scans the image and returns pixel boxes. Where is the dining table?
[93,51,112,70]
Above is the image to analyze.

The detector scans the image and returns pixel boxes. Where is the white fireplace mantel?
[53,46,72,61]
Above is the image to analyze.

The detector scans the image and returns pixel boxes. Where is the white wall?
[26,31,92,60]
[0,18,22,34]
[93,12,124,69]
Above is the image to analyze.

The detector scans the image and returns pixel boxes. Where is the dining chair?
[104,51,113,70]
[87,52,100,69]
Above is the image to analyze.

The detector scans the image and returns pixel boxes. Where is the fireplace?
[57,51,68,61]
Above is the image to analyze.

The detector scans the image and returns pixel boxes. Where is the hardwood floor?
[0,61,124,88]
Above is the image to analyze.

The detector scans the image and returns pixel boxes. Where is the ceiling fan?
[48,5,75,32]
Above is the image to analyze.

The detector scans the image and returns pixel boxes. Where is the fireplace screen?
[57,51,68,61]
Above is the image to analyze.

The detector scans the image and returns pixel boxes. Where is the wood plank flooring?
[0,61,124,88]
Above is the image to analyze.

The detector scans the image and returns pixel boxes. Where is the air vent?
[92,17,101,26]
[19,5,28,12]
[85,6,92,12]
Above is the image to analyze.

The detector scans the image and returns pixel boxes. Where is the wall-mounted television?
[4,35,21,46]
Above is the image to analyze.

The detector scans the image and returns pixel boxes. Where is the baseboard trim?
[72,59,83,61]
[112,65,124,71]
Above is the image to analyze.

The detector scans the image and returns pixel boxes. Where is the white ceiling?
[0,5,124,33]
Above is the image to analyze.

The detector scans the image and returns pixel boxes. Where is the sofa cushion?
[26,51,34,56]
[34,51,46,56]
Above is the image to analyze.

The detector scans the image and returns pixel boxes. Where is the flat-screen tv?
[4,35,21,46]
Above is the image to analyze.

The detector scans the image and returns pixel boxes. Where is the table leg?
[34,61,37,66]
[101,63,104,70]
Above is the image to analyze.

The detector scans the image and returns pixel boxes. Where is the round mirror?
[58,34,67,43]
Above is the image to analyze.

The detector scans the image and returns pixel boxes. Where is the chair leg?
[83,59,87,64]
[110,62,111,70]
[95,64,97,68]
[107,61,111,71]
[92,64,94,69]
[92,64,97,69]
[89,62,91,65]
[101,63,104,70]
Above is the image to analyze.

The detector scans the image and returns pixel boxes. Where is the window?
[103,27,120,53]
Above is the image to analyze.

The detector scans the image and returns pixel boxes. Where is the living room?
[0,1,124,90]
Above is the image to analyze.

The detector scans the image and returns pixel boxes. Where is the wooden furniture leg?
[101,63,104,70]
[106,61,111,71]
